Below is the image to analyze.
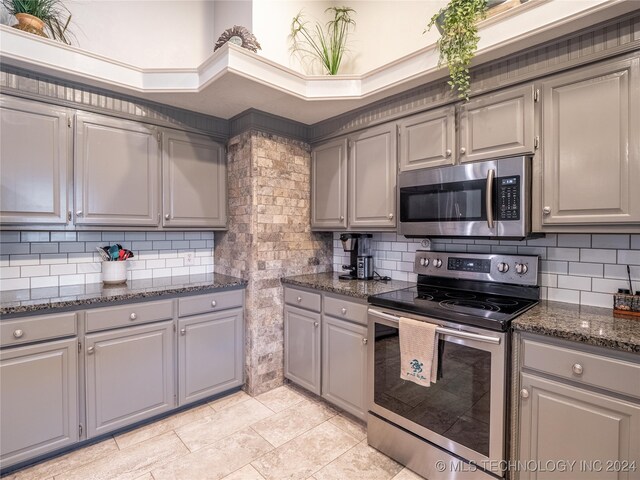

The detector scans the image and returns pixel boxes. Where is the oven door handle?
[368,308,501,345]
[486,168,495,229]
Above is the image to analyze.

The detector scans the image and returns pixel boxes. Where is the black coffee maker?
[339,233,373,280]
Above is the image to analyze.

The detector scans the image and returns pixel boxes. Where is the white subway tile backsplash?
[189,240,207,249]
[124,232,147,241]
[0,267,20,279]
[540,260,568,274]
[568,262,603,277]
[539,273,557,288]
[547,288,580,304]
[604,264,640,280]
[618,250,640,265]
[9,255,40,266]
[526,234,557,247]
[68,252,94,264]
[77,232,103,241]
[385,251,403,261]
[547,247,580,262]
[40,254,68,265]
[165,232,184,240]
[0,243,30,255]
[0,232,21,243]
[51,232,77,242]
[146,259,166,269]
[20,232,50,242]
[31,276,59,289]
[50,264,77,275]
[146,232,166,240]
[59,274,86,286]
[20,265,49,277]
[632,235,640,250]
[101,232,125,241]
[591,277,632,294]
[153,241,173,250]
[557,275,591,291]
[31,242,59,254]
[557,234,591,247]
[59,242,86,253]
[580,291,613,308]
[77,263,101,274]
[580,248,616,264]
[0,277,29,290]
[591,234,629,249]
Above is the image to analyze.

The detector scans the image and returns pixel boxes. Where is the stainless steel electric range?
[367,251,539,480]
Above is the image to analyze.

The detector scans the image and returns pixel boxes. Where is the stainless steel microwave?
[398,156,532,238]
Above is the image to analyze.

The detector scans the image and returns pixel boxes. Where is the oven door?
[368,307,507,469]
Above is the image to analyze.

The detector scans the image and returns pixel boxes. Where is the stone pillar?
[215,130,332,396]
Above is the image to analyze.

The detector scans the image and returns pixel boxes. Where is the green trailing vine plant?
[289,6,356,75]
[427,0,489,100]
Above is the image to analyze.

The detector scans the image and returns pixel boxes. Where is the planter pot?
[435,0,507,34]
[102,261,128,285]
[13,13,47,38]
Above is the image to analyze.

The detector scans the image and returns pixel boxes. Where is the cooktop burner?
[439,299,501,312]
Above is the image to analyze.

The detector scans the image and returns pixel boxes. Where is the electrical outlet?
[183,252,195,266]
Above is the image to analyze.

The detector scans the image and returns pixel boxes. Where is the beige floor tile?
[221,464,266,480]
[176,398,273,452]
[55,432,188,480]
[390,467,426,479]
[251,421,359,480]
[151,427,273,480]
[208,390,252,412]
[251,399,336,447]
[314,440,403,480]
[254,385,307,413]
[328,414,367,442]
[5,439,118,480]
[114,404,213,450]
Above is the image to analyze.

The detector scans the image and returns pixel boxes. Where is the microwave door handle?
[486,168,495,229]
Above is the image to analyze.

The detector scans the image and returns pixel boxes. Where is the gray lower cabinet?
[162,129,227,229]
[74,112,160,227]
[0,338,78,467]
[321,315,367,420]
[85,320,175,438]
[537,55,640,230]
[284,304,321,395]
[0,95,70,225]
[311,138,348,230]
[178,308,243,405]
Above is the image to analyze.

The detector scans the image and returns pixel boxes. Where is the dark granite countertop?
[513,300,640,353]
[281,272,414,300]
[0,273,246,317]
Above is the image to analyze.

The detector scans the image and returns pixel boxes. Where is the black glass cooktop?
[368,279,539,331]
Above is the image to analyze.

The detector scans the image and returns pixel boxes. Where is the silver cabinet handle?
[459,147,466,155]
[314,322,319,328]
[13,329,24,339]
[129,313,137,321]
[572,363,583,375]
[445,149,452,157]
[388,213,394,220]
[87,346,95,355]
[180,328,186,336]
[211,300,217,308]
[486,168,495,229]
[520,388,529,399]
[297,296,302,303]
[164,214,170,220]
[362,338,368,345]
[75,210,83,217]
[341,308,347,315]
[543,206,551,215]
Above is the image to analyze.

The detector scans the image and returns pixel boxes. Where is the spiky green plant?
[290,6,356,75]
[3,0,74,44]
[427,0,488,100]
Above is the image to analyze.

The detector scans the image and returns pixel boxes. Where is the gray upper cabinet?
[284,302,321,395]
[538,56,640,228]
[162,129,227,228]
[311,138,348,229]
[178,308,243,405]
[0,338,78,468]
[74,112,160,227]
[85,320,174,438]
[398,106,455,171]
[0,95,70,225]
[458,84,536,164]
[349,124,397,229]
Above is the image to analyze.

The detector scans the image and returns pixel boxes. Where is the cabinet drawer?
[284,288,321,312]
[522,339,640,399]
[323,295,367,326]
[1,312,77,347]
[178,290,244,317]
[85,300,173,332]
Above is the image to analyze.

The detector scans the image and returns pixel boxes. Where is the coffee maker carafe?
[339,233,373,280]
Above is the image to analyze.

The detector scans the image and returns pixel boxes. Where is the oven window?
[399,179,487,222]
[374,323,491,456]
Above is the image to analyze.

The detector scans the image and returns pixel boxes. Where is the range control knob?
[433,259,443,268]
[420,258,429,267]
[515,263,528,275]
[497,262,509,273]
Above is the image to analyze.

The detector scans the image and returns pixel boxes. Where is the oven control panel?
[497,176,521,221]
[414,251,539,286]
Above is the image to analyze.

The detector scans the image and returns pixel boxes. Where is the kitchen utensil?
[108,244,120,261]
[96,246,110,261]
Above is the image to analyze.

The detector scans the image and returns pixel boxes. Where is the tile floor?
[4,384,426,480]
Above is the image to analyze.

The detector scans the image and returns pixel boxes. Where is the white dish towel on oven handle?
[399,316,439,387]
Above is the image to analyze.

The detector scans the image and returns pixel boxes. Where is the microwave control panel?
[497,176,520,221]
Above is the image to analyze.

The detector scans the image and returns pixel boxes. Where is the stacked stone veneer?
[215,131,333,396]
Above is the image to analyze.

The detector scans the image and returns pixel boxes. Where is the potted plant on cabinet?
[2,0,74,44]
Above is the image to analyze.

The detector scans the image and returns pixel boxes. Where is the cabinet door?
[311,138,348,230]
[178,308,243,405]
[398,106,455,171]
[321,315,367,420]
[519,373,640,480]
[459,84,536,163]
[85,321,174,438]
[0,338,78,467]
[284,305,321,395]
[0,96,69,225]
[162,130,227,228]
[540,57,640,226]
[349,124,397,229]
[74,112,159,226]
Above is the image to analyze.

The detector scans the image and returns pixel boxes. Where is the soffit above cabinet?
[0,0,635,125]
